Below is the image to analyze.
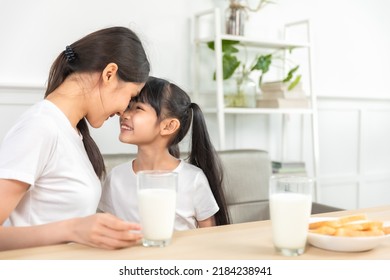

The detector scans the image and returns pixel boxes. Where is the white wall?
[1,0,390,209]
[5,0,388,93]
[244,0,390,98]
[2,0,389,93]
[0,0,215,152]
[0,0,212,87]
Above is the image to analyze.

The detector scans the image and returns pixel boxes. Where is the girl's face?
[118,101,161,145]
[87,80,144,128]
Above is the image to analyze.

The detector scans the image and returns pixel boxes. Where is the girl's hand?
[70,213,142,249]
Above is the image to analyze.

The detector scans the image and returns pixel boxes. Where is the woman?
[0,26,150,251]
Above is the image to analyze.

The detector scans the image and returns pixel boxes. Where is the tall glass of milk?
[269,175,313,256]
[137,170,178,247]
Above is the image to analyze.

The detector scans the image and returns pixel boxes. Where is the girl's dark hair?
[44,26,150,179]
[133,76,230,226]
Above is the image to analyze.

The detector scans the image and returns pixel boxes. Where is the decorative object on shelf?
[272,161,307,175]
[207,39,301,108]
[224,70,257,107]
[261,80,305,99]
[257,79,310,108]
[256,98,310,108]
[225,0,247,36]
[225,0,274,36]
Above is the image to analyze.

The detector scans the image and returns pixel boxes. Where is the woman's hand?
[69,213,142,249]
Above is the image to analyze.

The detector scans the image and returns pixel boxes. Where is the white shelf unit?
[192,8,320,200]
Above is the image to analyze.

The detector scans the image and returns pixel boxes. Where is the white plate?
[307,217,390,252]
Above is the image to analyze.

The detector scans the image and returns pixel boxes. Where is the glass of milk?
[137,170,178,247]
[269,175,313,256]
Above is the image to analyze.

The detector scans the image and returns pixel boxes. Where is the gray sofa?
[102,149,342,224]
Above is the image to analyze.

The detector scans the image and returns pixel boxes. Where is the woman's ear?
[102,63,119,84]
[160,118,180,136]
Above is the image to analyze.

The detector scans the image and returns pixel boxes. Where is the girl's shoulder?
[110,159,134,175]
[104,160,135,185]
[176,160,205,176]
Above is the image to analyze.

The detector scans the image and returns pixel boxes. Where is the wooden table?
[1,205,389,260]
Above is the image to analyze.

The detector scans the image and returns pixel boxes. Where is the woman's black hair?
[133,76,230,226]
[44,26,150,179]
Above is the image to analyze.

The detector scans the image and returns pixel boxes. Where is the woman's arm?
[0,179,142,251]
[0,213,142,251]
[0,179,29,225]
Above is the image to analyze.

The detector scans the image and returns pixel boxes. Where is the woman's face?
[87,80,145,128]
[118,101,161,145]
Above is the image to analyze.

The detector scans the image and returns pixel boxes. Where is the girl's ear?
[160,118,180,136]
[102,63,119,84]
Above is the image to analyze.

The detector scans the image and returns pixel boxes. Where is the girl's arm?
[198,216,216,228]
[0,179,142,251]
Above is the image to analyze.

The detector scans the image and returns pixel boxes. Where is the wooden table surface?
[1,205,389,260]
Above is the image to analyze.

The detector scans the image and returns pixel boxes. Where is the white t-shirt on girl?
[0,100,101,226]
[99,159,219,230]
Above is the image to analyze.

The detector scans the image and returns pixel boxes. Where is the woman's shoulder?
[5,102,60,141]
[17,101,62,128]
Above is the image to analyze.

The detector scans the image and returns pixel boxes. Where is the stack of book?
[272,161,307,176]
[256,81,310,108]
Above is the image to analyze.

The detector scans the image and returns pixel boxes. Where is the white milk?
[270,192,312,249]
[138,188,177,241]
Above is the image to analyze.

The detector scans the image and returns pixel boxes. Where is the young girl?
[0,26,150,251]
[99,76,230,229]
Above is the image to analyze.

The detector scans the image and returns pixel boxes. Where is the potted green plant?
[207,39,301,107]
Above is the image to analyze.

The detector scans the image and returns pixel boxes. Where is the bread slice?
[309,213,388,237]
[309,214,367,230]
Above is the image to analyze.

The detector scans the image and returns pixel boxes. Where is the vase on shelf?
[225,0,247,35]
[224,71,256,108]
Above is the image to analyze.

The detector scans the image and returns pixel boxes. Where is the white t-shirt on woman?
[0,100,101,226]
[99,160,219,230]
